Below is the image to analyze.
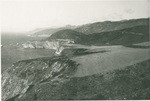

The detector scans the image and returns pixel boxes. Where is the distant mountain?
[86,25,149,45]
[32,25,77,37]
[75,18,149,34]
[47,29,87,44]
[33,27,65,36]
[27,28,46,34]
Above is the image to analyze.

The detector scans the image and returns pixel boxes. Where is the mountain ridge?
[75,18,149,34]
[31,18,149,36]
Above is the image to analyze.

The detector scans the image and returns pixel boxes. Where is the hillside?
[86,25,149,45]
[47,29,87,44]
[44,25,149,46]
[75,18,149,34]
[72,45,149,77]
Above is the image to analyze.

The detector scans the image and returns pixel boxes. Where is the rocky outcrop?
[22,39,74,55]
[2,72,29,101]
[2,56,79,101]
[22,41,59,49]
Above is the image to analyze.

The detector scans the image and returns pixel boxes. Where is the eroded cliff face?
[22,41,58,49]
[2,56,78,101]
[21,39,74,55]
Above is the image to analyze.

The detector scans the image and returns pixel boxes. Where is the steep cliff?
[21,39,74,55]
[2,56,79,101]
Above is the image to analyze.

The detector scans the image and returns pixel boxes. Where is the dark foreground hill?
[75,18,149,34]
[2,54,150,100]
[2,44,150,100]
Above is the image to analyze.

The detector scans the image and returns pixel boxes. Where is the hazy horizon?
[1,0,149,33]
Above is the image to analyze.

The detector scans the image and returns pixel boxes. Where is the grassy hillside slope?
[72,46,149,77]
[86,25,149,45]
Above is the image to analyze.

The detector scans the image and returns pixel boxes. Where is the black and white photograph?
[1,0,150,100]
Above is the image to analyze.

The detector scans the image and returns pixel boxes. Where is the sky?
[1,0,149,32]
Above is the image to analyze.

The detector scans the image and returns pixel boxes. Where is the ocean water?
[1,33,55,72]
